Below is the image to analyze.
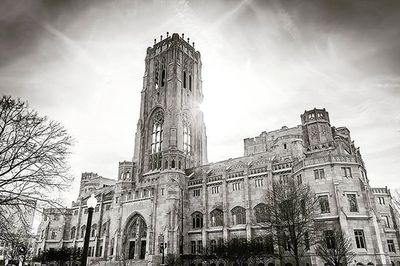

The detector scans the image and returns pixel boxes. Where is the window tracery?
[231,206,246,225]
[210,209,223,227]
[254,203,269,223]
[151,110,164,154]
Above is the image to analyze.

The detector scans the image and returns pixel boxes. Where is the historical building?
[34,33,400,266]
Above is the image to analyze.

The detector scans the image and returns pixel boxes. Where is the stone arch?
[123,212,148,260]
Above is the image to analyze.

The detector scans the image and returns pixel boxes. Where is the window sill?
[384,228,396,233]
[188,229,202,234]
[355,248,367,253]
[228,224,246,231]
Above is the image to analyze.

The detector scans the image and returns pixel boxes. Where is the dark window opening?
[183,71,187,88]
[161,69,166,87]
[189,75,192,91]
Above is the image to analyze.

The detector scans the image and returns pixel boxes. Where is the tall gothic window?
[231,206,246,225]
[151,123,162,154]
[154,61,159,90]
[183,113,192,155]
[81,225,86,239]
[70,226,76,239]
[192,212,203,229]
[210,209,223,227]
[183,125,191,154]
[151,111,164,155]
[161,57,166,87]
[91,224,97,238]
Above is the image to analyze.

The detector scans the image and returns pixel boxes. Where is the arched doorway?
[124,213,147,260]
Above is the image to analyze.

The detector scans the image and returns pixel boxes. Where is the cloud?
[1,0,399,206]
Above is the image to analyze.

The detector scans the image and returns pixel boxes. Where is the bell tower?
[133,33,208,177]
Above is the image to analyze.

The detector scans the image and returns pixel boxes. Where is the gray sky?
[1,0,400,205]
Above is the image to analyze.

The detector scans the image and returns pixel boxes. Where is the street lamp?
[81,194,97,266]
[170,177,184,258]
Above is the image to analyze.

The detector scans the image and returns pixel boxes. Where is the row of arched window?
[191,203,269,229]
[69,223,108,240]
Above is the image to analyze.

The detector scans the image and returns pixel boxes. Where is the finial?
[182,33,185,39]
[160,35,163,41]
[154,39,156,45]
[192,42,195,47]
[167,32,169,37]
[187,38,190,43]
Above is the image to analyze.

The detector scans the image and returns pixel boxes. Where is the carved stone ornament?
[153,110,164,125]
[182,112,191,126]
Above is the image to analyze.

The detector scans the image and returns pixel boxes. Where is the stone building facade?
[34,33,400,266]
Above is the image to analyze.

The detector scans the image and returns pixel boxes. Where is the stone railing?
[293,154,359,172]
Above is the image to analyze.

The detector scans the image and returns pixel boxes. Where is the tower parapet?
[301,108,334,153]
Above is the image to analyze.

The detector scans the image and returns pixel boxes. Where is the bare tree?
[392,190,400,213]
[0,95,74,240]
[264,178,321,266]
[316,230,355,266]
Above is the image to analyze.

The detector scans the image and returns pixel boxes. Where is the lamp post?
[81,194,97,266]
[170,177,184,257]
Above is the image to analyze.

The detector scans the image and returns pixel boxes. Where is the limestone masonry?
[34,33,400,266]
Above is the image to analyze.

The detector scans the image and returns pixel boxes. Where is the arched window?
[210,209,223,227]
[70,226,76,239]
[192,212,203,229]
[91,224,97,238]
[81,225,86,238]
[231,206,246,225]
[254,203,269,223]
